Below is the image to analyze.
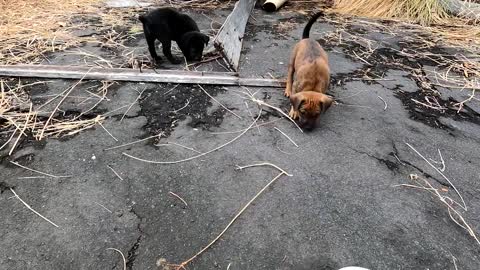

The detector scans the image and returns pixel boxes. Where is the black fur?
[302,12,325,39]
[139,8,209,64]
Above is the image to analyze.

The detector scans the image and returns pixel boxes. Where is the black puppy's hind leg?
[161,40,181,64]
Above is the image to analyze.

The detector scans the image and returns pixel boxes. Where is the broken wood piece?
[214,0,256,71]
[0,65,285,88]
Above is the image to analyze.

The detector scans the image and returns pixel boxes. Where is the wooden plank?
[0,65,285,88]
[214,0,256,71]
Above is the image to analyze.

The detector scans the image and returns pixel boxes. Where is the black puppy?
[139,8,209,64]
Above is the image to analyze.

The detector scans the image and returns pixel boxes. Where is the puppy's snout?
[303,123,315,131]
[298,117,316,131]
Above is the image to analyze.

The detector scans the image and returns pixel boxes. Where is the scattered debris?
[397,174,479,245]
[123,109,263,164]
[165,162,291,270]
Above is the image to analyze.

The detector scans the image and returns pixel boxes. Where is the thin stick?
[169,191,188,207]
[176,171,288,269]
[377,95,388,110]
[274,127,299,148]
[239,87,303,133]
[235,162,292,176]
[0,129,17,151]
[398,176,480,245]
[164,84,179,96]
[123,109,262,165]
[171,99,190,113]
[9,103,33,155]
[210,119,281,135]
[10,161,70,178]
[405,142,467,210]
[438,149,446,172]
[156,142,201,154]
[245,101,261,134]
[107,165,124,181]
[121,86,147,122]
[104,133,162,151]
[94,201,113,213]
[9,188,59,228]
[106,248,127,270]
[452,255,458,270]
[39,68,93,139]
[197,84,242,119]
[97,121,118,142]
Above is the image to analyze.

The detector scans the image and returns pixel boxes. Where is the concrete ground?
[1,3,480,270]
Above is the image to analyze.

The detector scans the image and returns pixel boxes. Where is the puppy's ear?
[321,96,333,113]
[201,34,210,45]
[290,94,304,111]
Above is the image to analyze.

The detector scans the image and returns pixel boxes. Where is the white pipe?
[262,0,288,12]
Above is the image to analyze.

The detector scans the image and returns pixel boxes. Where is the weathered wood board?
[0,65,285,87]
[214,0,257,71]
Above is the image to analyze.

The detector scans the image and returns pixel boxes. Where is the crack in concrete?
[350,147,400,173]
[389,142,452,188]
[126,207,144,270]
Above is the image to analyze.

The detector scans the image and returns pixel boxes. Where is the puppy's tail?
[302,11,324,39]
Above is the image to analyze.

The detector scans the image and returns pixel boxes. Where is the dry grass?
[0,78,113,154]
[331,0,480,51]
[0,0,102,65]
[319,14,479,111]
[333,0,449,25]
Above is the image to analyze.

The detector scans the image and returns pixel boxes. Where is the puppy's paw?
[284,88,291,97]
[288,107,299,120]
[169,57,182,64]
[153,56,162,64]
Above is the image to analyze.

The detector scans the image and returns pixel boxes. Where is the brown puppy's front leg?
[288,106,299,120]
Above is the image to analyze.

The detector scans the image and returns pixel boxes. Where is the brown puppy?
[284,12,333,131]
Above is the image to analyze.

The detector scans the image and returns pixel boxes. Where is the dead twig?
[9,188,59,228]
[171,163,290,269]
[239,86,303,133]
[10,161,70,178]
[123,109,263,165]
[397,174,479,245]
[156,142,201,154]
[107,165,124,181]
[97,120,118,142]
[405,142,466,210]
[197,84,242,119]
[106,248,127,270]
[94,201,113,213]
[121,86,147,122]
[38,68,93,139]
[377,95,388,110]
[169,191,188,207]
[274,127,299,148]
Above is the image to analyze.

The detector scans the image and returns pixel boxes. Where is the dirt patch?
[138,84,229,138]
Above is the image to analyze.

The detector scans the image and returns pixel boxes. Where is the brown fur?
[285,38,332,130]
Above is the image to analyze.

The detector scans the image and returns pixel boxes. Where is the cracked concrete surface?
[1,5,480,270]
